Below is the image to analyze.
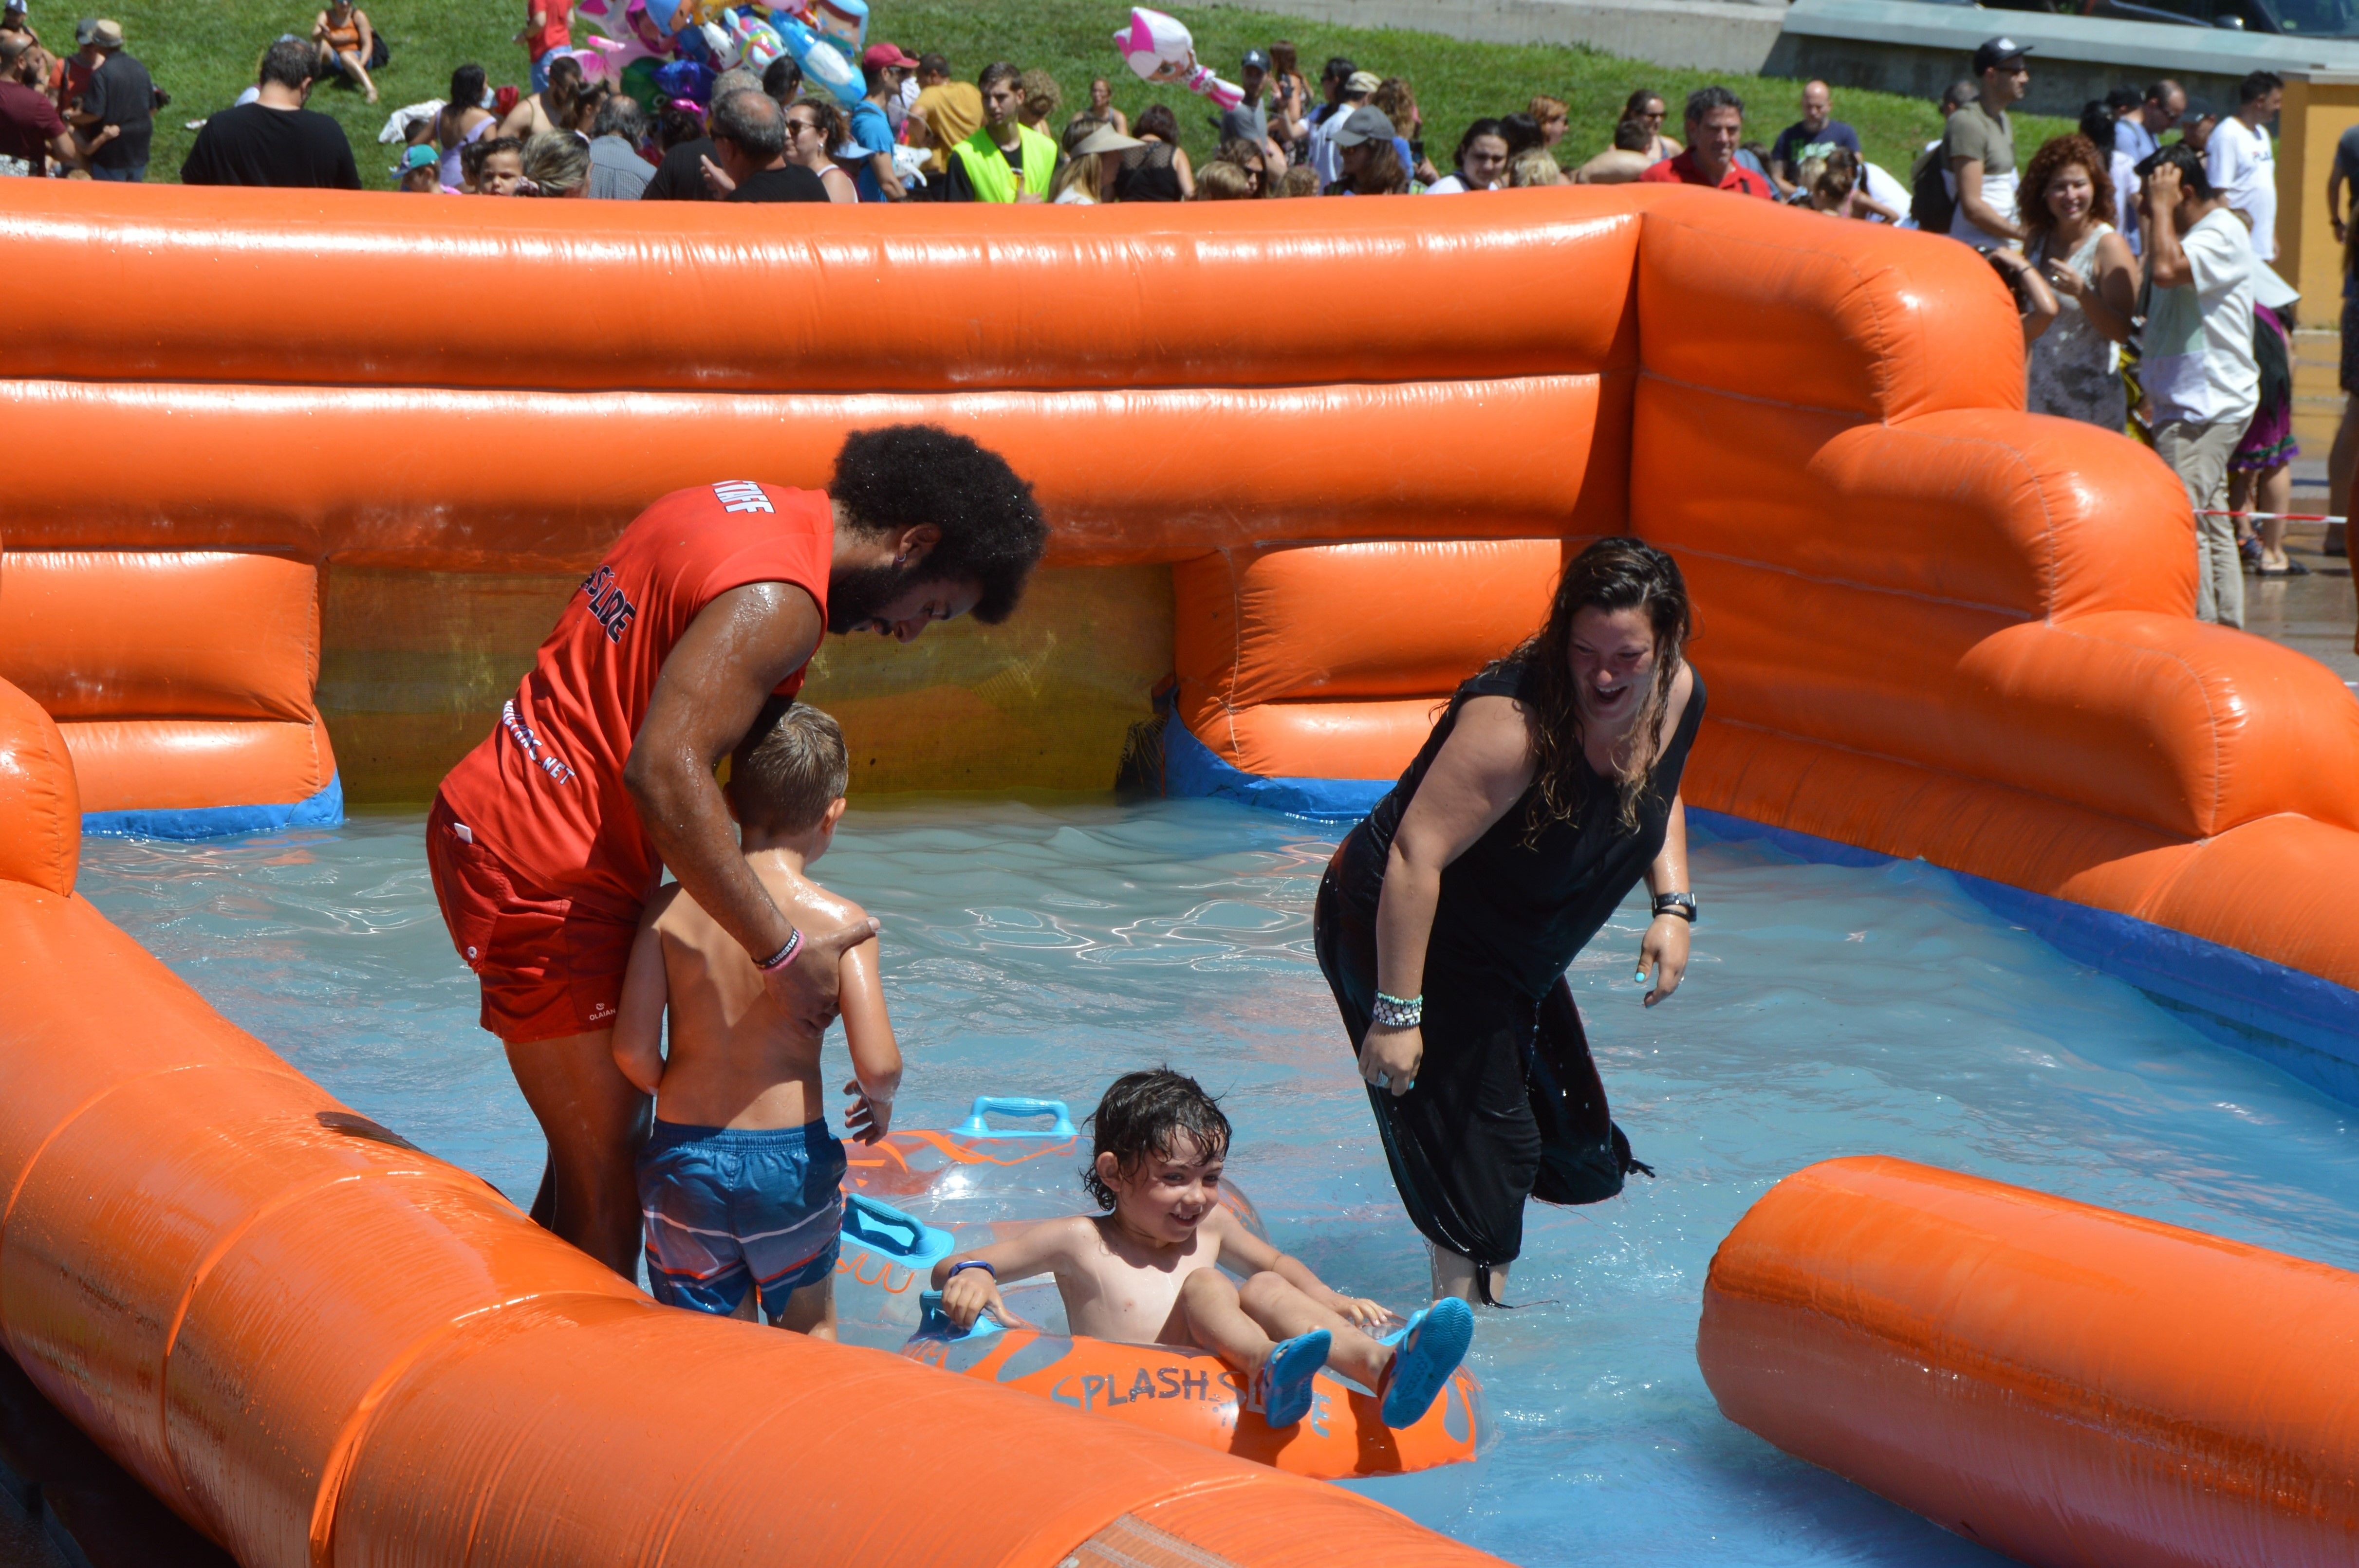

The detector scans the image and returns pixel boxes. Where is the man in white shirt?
[2139,144,2260,627]
[2207,70,2282,260]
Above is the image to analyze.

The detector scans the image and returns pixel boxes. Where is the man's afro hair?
[832,424,1050,625]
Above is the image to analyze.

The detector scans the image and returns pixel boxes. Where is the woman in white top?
[1425,119,1509,194]
[785,98,858,203]
[2019,132,2138,430]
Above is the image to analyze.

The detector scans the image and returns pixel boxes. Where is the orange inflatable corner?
[0,677,77,895]
[57,718,337,815]
[0,551,321,721]
[1635,190,2026,423]
[1699,1157,2359,1568]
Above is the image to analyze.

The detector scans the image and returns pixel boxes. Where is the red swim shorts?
[425,794,638,1045]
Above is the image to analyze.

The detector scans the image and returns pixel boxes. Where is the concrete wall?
[1206,0,1783,76]
[1207,0,2359,119]
[1775,0,2359,117]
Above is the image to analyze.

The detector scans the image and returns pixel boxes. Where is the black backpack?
[1910,147,1955,234]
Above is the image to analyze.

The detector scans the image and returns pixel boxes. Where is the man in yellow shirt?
[945,60,1053,202]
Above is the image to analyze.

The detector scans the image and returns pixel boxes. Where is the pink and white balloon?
[1112,7,1241,110]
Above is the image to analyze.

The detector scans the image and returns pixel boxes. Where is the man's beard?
[827,562,918,633]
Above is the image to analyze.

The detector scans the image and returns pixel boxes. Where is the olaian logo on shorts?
[712,480,774,514]
[588,999,616,1023]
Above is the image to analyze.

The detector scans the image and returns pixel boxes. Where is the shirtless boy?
[613,701,901,1338]
[930,1069,1474,1428]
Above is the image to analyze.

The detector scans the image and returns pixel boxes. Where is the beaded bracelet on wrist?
[1372,990,1424,1029]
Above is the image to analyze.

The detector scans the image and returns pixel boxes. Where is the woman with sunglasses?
[786,98,858,203]
[1621,88,1681,165]
[1214,135,1268,196]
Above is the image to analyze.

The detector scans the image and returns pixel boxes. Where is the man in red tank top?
[427,425,1048,1273]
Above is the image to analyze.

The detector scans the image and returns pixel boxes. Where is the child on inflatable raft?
[929,1069,1475,1430]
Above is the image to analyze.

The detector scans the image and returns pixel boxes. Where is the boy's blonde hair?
[729,700,850,834]
[1507,148,1564,187]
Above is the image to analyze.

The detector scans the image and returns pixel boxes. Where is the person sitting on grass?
[311,0,375,104]
[613,701,902,1338]
[930,1068,1475,1431]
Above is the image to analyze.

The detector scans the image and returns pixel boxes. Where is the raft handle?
[840,1193,956,1266]
[952,1097,1077,1140]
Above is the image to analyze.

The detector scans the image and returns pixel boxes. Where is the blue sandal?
[1251,1329,1331,1428]
[1378,1298,1475,1428]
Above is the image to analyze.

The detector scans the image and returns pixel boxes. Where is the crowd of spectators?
[1909,42,2293,624]
[0,6,2312,610]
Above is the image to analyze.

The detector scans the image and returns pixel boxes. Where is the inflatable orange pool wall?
[3,183,2353,1100]
[0,674,1502,1568]
[1698,1157,2359,1567]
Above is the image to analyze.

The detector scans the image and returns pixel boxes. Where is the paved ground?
[2245,512,2357,689]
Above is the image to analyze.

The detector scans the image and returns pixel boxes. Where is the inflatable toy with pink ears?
[1112,7,1242,110]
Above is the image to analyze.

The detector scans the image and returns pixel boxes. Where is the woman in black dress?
[1315,537,1700,1305]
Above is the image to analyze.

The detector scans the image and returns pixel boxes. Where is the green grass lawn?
[96,0,2069,189]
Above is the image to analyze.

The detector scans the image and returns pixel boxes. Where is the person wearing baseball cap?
[1323,103,1410,195]
[1306,65,1380,186]
[852,40,916,200]
[1942,37,2032,249]
[68,15,150,180]
[1220,44,1272,153]
[395,141,442,191]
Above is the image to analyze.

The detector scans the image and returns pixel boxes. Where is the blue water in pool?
[76,798,2359,1568]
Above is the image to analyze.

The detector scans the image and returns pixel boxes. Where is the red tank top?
[438,480,832,919]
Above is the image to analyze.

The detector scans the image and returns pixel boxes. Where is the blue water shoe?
[1251,1329,1331,1428]
[1378,1298,1474,1428]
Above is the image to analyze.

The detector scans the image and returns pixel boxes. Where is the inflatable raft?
[905,1297,1484,1481]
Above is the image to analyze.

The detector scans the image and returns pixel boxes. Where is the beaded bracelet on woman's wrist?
[1372,990,1424,1029]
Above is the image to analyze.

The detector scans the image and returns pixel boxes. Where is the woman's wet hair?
[1500,535,1693,840]
[1083,1068,1232,1210]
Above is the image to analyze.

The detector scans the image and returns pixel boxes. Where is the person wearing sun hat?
[71,16,151,180]
[1050,117,1139,203]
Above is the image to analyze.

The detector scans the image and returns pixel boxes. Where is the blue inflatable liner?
[1161,717,2359,1108]
[80,775,345,841]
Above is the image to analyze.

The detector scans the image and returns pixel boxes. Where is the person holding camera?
[2138,142,2259,627]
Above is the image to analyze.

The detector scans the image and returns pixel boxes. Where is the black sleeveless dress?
[1313,657,1704,1277]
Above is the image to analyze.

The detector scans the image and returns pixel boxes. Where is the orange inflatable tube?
[904,1325,1482,1482]
[0,677,1503,1568]
[1697,1157,2359,1567]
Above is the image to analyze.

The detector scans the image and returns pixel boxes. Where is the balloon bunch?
[1112,7,1241,111]
[576,0,869,106]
